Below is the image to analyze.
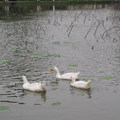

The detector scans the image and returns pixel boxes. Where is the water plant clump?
[30,55,42,58]
[11,46,21,52]
[0,106,9,111]
[0,60,10,64]
[63,41,70,44]
[30,54,61,58]
[69,64,78,67]
[100,76,113,80]
[52,41,61,44]
[43,54,61,57]
[52,102,61,106]
[83,78,94,81]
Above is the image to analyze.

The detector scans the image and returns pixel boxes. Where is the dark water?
[0,3,120,120]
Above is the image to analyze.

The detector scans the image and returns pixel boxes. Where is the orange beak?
[49,69,55,72]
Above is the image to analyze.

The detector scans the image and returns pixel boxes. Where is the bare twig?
[84,25,93,39]
[68,24,74,37]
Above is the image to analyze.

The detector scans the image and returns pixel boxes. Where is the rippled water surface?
[0,3,120,120]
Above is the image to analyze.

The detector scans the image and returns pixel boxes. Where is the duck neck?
[22,76,29,84]
[55,68,61,76]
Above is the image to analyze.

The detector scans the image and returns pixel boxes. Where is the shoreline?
[0,1,119,6]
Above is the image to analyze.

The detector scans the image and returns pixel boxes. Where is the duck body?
[49,66,80,80]
[70,77,91,89]
[56,72,80,80]
[22,76,46,92]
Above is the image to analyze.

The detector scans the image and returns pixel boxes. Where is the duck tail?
[41,81,46,89]
[75,72,80,77]
[87,80,91,86]
[22,75,28,83]
[71,77,76,83]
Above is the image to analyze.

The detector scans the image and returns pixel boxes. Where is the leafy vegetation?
[60,71,64,74]
[52,41,70,45]
[83,78,94,81]
[52,41,61,45]
[100,77,113,80]
[52,101,61,106]
[69,64,78,67]
[0,60,10,64]
[30,54,61,58]
[0,106,9,111]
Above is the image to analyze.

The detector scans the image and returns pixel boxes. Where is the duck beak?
[49,69,55,71]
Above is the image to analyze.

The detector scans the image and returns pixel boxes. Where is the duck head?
[49,66,58,72]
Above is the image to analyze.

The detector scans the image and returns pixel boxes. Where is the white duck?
[49,66,80,80]
[22,76,46,92]
[70,77,91,90]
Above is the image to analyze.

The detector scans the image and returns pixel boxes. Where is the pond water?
[0,3,120,120]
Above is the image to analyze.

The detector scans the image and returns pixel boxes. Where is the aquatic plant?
[12,54,20,56]
[0,106,9,111]
[69,64,78,67]
[83,78,94,81]
[52,102,61,106]
[60,71,64,74]
[100,77,113,80]
[52,41,61,44]
[37,50,47,53]
[52,41,71,45]
[30,54,61,58]
[30,55,42,58]
[43,54,61,57]
[63,41,70,44]
[11,46,21,52]
[0,60,10,64]
[36,37,43,42]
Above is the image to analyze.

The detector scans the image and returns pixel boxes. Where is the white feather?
[70,77,91,89]
[22,76,46,92]
[50,66,80,80]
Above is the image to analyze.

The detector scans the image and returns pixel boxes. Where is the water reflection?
[70,87,92,98]
[0,3,118,20]
[23,90,47,101]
